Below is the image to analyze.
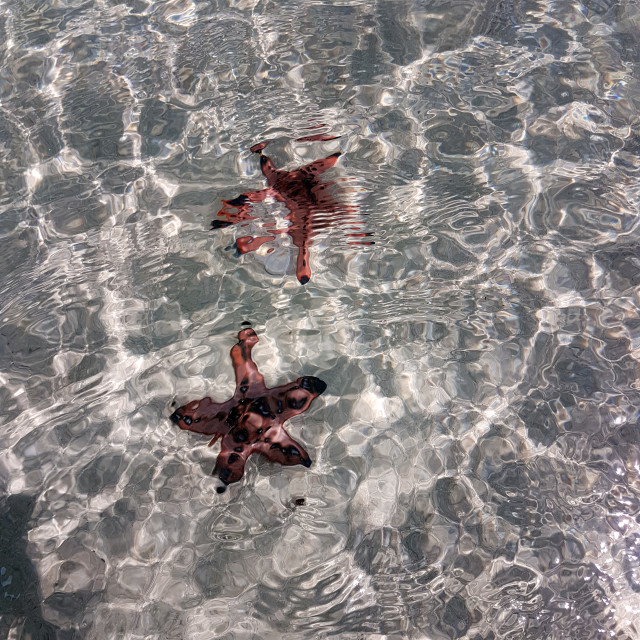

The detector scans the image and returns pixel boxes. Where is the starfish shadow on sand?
[170,328,326,493]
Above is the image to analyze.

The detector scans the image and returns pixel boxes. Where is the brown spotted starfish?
[170,328,326,492]
[211,136,372,284]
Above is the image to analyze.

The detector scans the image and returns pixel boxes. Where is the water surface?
[1,0,640,638]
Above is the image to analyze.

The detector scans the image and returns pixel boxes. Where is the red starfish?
[170,328,326,492]
[211,137,372,284]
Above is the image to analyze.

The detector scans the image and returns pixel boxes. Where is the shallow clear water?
[1,0,640,638]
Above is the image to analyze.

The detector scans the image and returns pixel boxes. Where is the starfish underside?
[170,328,326,491]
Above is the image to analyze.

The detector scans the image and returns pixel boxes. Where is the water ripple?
[1,0,640,638]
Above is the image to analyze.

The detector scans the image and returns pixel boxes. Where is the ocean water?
[1,0,639,638]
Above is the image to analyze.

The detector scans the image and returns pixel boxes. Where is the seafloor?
[1,0,639,638]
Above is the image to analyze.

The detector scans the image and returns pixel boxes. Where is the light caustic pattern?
[0,0,639,638]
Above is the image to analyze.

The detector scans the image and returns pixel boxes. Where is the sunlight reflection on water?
[0,0,639,638]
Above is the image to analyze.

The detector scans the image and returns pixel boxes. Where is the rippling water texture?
[1,0,639,638]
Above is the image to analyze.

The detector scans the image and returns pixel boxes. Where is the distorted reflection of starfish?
[170,328,326,492]
[211,136,372,284]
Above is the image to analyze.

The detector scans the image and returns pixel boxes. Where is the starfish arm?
[211,189,272,229]
[214,446,250,485]
[231,329,266,396]
[295,244,312,285]
[253,427,312,468]
[236,235,275,254]
[298,153,341,178]
[270,376,327,422]
[258,153,283,185]
[278,201,313,284]
[170,397,234,436]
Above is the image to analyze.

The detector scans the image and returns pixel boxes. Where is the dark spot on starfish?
[299,275,310,285]
[301,457,312,468]
[233,428,249,443]
[264,437,270,443]
[241,377,248,385]
[194,418,200,423]
[287,397,306,410]
[169,411,182,424]
[227,195,249,206]
[277,400,283,414]
[270,443,279,450]
[301,376,326,393]
[219,468,232,482]
[251,398,272,417]
[184,417,192,425]
[234,446,243,452]
[228,453,240,464]
[299,377,326,394]
[257,428,263,435]
[211,220,232,229]
[227,406,242,427]
[289,447,300,457]
[240,386,248,394]
[216,486,227,494]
